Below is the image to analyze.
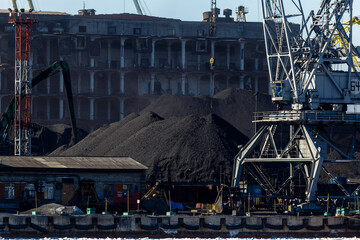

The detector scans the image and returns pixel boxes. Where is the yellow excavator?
[332,16,360,72]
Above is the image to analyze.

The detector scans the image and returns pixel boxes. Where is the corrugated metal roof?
[0,156,147,170]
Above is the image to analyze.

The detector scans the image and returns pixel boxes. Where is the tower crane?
[231,0,360,212]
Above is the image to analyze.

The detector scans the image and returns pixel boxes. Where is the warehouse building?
[0,8,268,131]
[0,156,147,212]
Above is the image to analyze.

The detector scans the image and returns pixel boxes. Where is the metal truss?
[261,0,360,108]
[9,11,38,155]
[232,121,360,202]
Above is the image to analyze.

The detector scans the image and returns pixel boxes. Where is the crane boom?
[11,0,34,10]
[133,0,143,15]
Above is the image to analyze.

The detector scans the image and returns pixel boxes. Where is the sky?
[0,0,321,22]
[1,0,359,42]
[1,0,358,23]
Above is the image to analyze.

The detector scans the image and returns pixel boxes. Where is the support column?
[210,74,215,96]
[46,38,51,93]
[120,99,124,119]
[136,39,141,67]
[181,40,186,69]
[226,44,231,70]
[254,77,259,93]
[239,40,245,71]
[197,55,201,71]
[211,40,215,58]
[120,38,125,68]
[107,73,111,95]
[107,40,112,69]
[90,57,95,68]
[78,52,82,67]
[59,71,64,93]
[90,71,95,93]
[120,72,125,94]
[167,42,172,67]
[46,78,50,94]
[59,99,64,120]
[46,38,51,65]
[46,99,50,120]
[150,73,155,94]
[240,75,244,89]
[255,58,259,71]
[107,100,111,121]
[89,98,94,120]
[78,72,81,94]
[151,40,156,68]
[77,100,81,120]
[181,73,186,95]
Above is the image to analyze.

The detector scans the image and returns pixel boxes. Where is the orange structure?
[8,9,38,155]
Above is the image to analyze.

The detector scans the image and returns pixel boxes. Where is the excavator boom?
[0,61,78,150]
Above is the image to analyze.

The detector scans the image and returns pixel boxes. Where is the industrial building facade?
[0,156,147,211]
[0,9,268,131]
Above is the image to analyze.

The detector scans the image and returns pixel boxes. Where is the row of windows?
[4,183,54,200]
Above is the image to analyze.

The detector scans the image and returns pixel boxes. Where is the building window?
[133,28,141,35]
[79,26,87,33]
[25,183,35,198]
[44,184,54,200]
[108,26,116,34]
[5,184,15,199]
[104,184,114,198]
[196,40,207,53]
[77,36,86,49]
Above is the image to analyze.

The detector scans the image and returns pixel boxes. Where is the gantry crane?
[232,0,360,211]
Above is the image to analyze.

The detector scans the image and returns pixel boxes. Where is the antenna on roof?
[83,1,85,9]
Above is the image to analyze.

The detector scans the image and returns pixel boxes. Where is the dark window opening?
[104,184,114,198]
[133,28,141,35]
[79,26,87,33]
[108,26,116,34]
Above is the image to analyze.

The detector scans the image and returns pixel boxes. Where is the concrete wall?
[0,12,269,132]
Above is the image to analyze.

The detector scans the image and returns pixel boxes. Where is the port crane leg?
[301,125,324,202]
[231,126,268,187]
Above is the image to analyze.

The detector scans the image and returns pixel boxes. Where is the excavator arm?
[0,60,77,148]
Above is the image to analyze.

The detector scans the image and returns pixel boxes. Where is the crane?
[11,0,34,11]
[231,0,360,212]
[132,0,150,16]
[332,16,360,72]
[9,0,38,155]
[133,0,143,15]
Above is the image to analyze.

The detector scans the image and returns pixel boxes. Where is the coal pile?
[141,88,276,138]
[52,112,249,184]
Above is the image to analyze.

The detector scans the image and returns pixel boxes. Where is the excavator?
[0,61,78,153]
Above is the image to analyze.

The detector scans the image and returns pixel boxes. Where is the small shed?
[0,156,147,212]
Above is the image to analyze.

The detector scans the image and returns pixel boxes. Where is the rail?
[254,110,360,124]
